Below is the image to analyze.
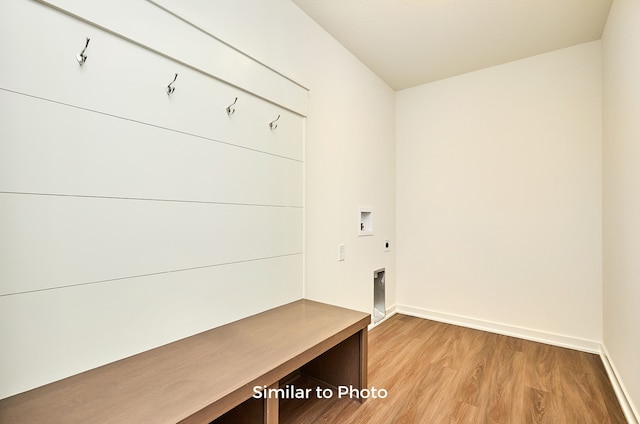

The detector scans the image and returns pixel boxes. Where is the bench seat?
[0,299,370,424]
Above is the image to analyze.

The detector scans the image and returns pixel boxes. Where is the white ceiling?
[291,0,613,90]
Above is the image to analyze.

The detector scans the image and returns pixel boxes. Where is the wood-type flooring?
[280,314,627,423]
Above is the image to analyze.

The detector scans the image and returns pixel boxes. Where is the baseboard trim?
[600,345,639,424]
[368,304,397,330]
[396,304,601,353]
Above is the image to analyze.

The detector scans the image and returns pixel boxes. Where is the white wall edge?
[368,304,397,330]
[600,344,640,424]
[396,304,601,353]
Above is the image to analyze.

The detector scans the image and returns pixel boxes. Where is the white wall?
[169,0,397,315]
[602,0,640,418]
[396,41,603,349]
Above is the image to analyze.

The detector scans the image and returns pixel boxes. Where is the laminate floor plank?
[279,314,627,424]
[482,336,527,423]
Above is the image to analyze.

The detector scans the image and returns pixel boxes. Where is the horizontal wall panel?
[0,194,302,296]
[0,0,303,161]
[37,0,309,115]
[0,0,308,116]
[0,254,303,399]
[0,90,302,206]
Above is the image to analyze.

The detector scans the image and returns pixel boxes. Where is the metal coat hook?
[166,73,178,95]
[269,114,280,130]
[76,37,90,65]
[226,97,238,116]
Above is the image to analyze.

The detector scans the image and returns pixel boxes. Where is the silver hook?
[76,37,90,65]
[269,114,280,130]
[226,97,238,116]
[166,73,178,95]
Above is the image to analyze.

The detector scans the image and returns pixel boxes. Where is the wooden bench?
[0,299,370,423]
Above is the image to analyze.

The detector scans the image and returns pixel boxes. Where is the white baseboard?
[600,345,639,424]
[396,304,601,353]
[368,304,397,330]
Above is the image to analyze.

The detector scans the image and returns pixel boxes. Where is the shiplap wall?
[0,0,306,399]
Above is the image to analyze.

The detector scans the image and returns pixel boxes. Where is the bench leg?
[264,382,278,424]
[358,327,368,403]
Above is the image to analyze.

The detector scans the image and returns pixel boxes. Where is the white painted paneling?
[0,1,303,161]
[0,194,302,296]
[0,254,302,399]
[0,0,305,399]
[0,0,308,116]
[0,90,302,206]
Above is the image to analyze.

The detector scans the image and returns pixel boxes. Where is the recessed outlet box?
[359,207,373,236]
